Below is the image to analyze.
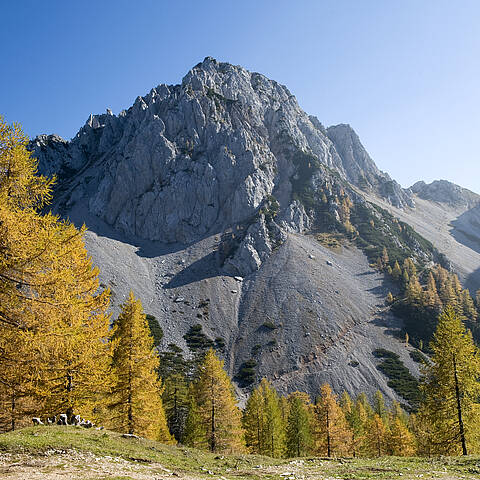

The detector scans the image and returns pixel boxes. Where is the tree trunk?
[453,355,468,455]
[210,375,216,452]
[326,406,331,457]
[11,392,15,431]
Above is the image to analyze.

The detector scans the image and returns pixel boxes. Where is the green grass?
[1,426,480,479]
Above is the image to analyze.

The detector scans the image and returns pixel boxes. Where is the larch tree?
[419,305,480,455]
[365,414,389,457]
[262,379,286,458]
[243,385,265,454]
[183,385,207,450]
[286,392,313,457]
[189,348,244,453]
[243,378,285,457]
[0,117,112,429]
[388,417,416,456]
[109,292,172,442]
[314,384,351,457]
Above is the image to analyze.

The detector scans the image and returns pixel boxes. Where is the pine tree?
[189,349,244,453]
[419,306,480,455]
[109,292,172,442]
[286,392,313,457]
[162,373,189,443]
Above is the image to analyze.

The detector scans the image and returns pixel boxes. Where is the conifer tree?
[381,247,389,267]
[419,306,480,455]
[373,391,388,424]
[109,292,172,442]
[286,392,313,457]
[392,260,402,280]
[313,384,351,457]
[189,349,244,453]
[263,379,286,458]
[244,378,285,457]
[424,272,442,310]
[461,290,477,321]
[162,372,189,442]
[365,414,388,457]
[0,117,112,427]
[388,417,416,456]
[243,385,265,454]
[183,387,207,449]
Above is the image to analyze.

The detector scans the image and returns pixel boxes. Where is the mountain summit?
[30,58,480,403]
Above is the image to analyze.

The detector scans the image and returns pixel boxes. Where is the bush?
[262,321,277,330]
[146,314,164,346]
[373,349,421,411]
[236,359,257,387]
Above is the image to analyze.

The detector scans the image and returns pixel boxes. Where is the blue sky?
[2,0,479,193]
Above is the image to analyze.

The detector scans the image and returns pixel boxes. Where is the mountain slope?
[29,57,480,403]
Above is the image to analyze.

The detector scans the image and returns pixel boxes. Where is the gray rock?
[28,57,480,404]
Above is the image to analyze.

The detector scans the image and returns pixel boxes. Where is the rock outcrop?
[29,57,480,403]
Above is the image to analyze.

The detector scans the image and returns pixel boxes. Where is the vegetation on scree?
[288,143,479,350]
[1,118,480,459]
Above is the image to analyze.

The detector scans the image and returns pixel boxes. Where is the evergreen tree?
[419,306,480,455]
[109,292,172,442]
[162,373,189,443]
[189,349,244,453]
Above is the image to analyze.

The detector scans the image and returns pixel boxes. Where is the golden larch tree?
[109,292,172,442]
[189,348,244,453]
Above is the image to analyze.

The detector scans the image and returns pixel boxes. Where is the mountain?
[29,57,480,404]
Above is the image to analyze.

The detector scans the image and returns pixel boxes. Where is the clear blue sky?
[2,0,479,193]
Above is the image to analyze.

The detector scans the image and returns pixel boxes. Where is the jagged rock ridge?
[29,57,480,403]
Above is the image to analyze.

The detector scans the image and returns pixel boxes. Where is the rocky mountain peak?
[411,180,479,208]
[30,58,414,268]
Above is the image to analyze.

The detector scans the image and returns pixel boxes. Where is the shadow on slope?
[66,203,193,258]
[163,251,225,289]
[449,204,480,255]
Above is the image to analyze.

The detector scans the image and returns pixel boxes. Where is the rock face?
[327,124,413,208]
[31,57,412,246]
[411,180,480,209]
[30,57,480,403]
